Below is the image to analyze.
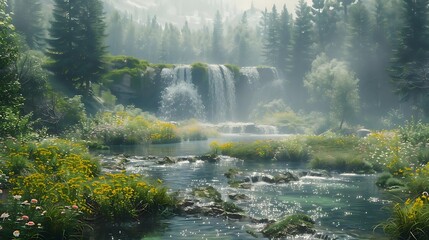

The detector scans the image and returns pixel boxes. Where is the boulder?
[262,214,316,238]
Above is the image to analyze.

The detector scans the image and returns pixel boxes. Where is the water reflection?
[98,139,390,240]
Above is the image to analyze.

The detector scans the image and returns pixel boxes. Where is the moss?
[222,202,244,213]
[191,62,210,107]
[262,214,315,238]
[151,63,175,69]
[106,55,148,70]
[224,168,240,179]
[191,186,222,203]
[224,64,241,79]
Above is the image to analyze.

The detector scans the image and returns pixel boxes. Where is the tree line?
[2,0,429,137]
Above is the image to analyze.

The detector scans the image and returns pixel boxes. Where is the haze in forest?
[105,0,311,27]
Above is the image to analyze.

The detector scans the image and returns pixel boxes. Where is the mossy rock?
[262,214,315,238]
[222,201,244,213]
[224,168,241,179]
[191,186,222,203]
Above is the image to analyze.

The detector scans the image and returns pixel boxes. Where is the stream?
[95,135,391,240]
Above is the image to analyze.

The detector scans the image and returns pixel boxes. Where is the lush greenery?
[0,138,174,238]
[0,0,30,137]
[66,105,217,146]
[211,121,429,238]
[47,0,106,97]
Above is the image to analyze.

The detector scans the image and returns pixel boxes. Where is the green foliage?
[376,172,394,188]
[192,186,222,203]
[106,55,148,70]
[178,120,218,141]
[0,1,30,138]
[304,53,360,129]
[86,173,174,220]
[381,194,429,240]
[399,119,429,145]
[274,138,310,162]
[262,214,315,238]
[306,135,372,173]
[360,131,420,175]
[0,195,87,239]
[67,105,185,145]
[16,50,48,113]
[0,138,174,226]
[214,140,281,160]
[47,0,107,96]
[11,0,45,49]
[224,64,240,78]
[390,0,429,111]
[42,94,86,134]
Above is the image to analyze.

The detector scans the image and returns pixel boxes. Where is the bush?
[86,173,174,220]
[0,195,88,240]
[399,120,429,145]
[382,193,429,240]
[376,172,393,188]
[215,140,281,160]
[0,139,174,223]
[178,120,218,141]
[274,138,310,162]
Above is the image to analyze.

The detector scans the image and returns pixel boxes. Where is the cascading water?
[160,65,192,84]
[240,67,261,86]
[207,65,237,123]
[159,65,205,121]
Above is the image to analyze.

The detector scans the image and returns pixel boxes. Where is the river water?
[97,135,391,240]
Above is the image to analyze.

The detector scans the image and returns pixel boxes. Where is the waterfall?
[159,65,205,121]
[240,67,260,85]
[161,65,192,85]
[207,65,236,123]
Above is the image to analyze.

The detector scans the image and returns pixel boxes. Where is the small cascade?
[240,67,260,85]
[256,125,279,135]
[207,65,237,123]
[160,65,192,85]
[213,122,280,135]
[159,65,205,121]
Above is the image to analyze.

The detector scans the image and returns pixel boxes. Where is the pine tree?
[289,0,314,108]
[391,0,429,112]
[262,5,280,68]
[47,0,107,96]
[181,21,196,63]
[312,0,340,56]
[237,12,251,66]
[107,11,125,55]
[291,0,314,82]
[11,0,45,49]
[211,10,224,63]
[278,5,292,73]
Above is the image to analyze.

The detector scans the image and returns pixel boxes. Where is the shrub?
[178,120,218,141]
[0,195,87,240]
[86,173,174,220]
[376,172,393,188]
[399,120,429,146]
[274,138,310,162]
[0,139,173,223]
[382,193,429,240]
[216,140,281,160]
[149,121,181,144]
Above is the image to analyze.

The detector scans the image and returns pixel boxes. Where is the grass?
[212,135,372,173]
[0,138,175,238]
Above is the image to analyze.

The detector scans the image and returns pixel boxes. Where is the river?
[95,135,391,239]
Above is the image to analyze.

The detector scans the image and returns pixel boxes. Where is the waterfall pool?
[95,136,391,239]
